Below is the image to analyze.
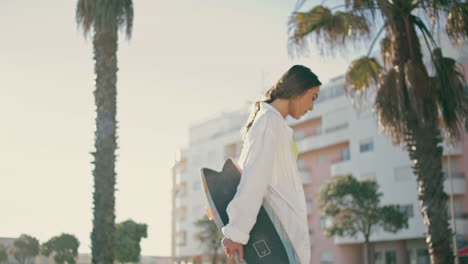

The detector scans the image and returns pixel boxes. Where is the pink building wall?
[293,113,468,263]
[295,123,361,264]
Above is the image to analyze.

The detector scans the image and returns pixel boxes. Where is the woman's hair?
[243,65,322,137]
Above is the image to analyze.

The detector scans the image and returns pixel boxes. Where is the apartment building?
[172,110,248,263]
[171,35,468,264]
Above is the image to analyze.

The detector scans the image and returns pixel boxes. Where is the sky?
[0,0,360,256]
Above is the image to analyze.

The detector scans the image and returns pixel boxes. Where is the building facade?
[171,36,468,264]
[172,110,248,264]
[289,75,467,264]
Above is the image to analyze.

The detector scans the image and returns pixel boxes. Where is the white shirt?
[221,102,310,264]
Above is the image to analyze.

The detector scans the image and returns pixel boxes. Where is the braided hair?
[243,65,322,137]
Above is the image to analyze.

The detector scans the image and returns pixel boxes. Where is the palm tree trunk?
[380,1,454,263]
[90,25,119,264]
[406,120,453,264]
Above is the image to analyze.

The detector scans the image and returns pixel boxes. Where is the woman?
[221,65,321,264]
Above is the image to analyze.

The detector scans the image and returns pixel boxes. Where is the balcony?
[334,234,363,245]
[450,217,468,235]
[444,172,466,195]
[438,127,463,156]
[442,141,463,156]
[288,95,349,126]
[295,123,350,154]
[331,159,353,177]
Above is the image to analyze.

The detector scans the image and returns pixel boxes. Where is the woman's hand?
[221,237,245,262]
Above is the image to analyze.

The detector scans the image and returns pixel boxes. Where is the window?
[375,252,384,264]
[314,84,345,105]
[315,91,326,104]
[176,206,187,221]
[175,182,187,197]
[335,85,344,97]
[454,199,462,217]
[341,148,350,161]
[177,158,187,173]
[416,249,429,264]
[312,126,322,136]
[320,251,334,264]
[360,138,374,153]
[176,231,187,246]
[376,250,397,264]
[297,159,307,171]
[447,199,462,218]
[442,160,458,177]
[400,204,414,218]
[320,217,332,229]
[385,250,396,264]
[324,123,349,134]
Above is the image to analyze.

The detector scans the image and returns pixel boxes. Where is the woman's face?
[288,86,320,119]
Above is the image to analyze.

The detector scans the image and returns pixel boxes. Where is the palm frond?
[288,6,371,56]
[403,60,436,128]
[345,0,378,18]
[76,0,95,37]
[431,48,468,140]
[76,0,134,38]
[345,56,382,92]
[374,68,407,145]
[446,2,468,41]
[417,0,455,28]
[417,0,467,39]
[345,0,376,10]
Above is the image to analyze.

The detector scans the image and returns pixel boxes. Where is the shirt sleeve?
[221,114,277,244]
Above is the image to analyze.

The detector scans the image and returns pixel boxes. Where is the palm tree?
[288,1,468,264]
[75,1,133,263]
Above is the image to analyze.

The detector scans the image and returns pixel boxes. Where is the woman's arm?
[221,115,277,244]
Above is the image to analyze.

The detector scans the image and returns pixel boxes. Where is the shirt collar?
[259,102,293,136]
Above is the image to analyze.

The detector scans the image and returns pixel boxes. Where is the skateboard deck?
[200,158,300,264]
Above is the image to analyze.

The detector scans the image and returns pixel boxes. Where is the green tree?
[0,243,7,264]
[289,1,468,263]
[41,233,80,264]
[319,175,408,264]
[114,219,148,264]
[75,1,134,264]
[194,215,224,264]
[12,234,40,264]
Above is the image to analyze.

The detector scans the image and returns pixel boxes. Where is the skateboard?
[200,158,300,264]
